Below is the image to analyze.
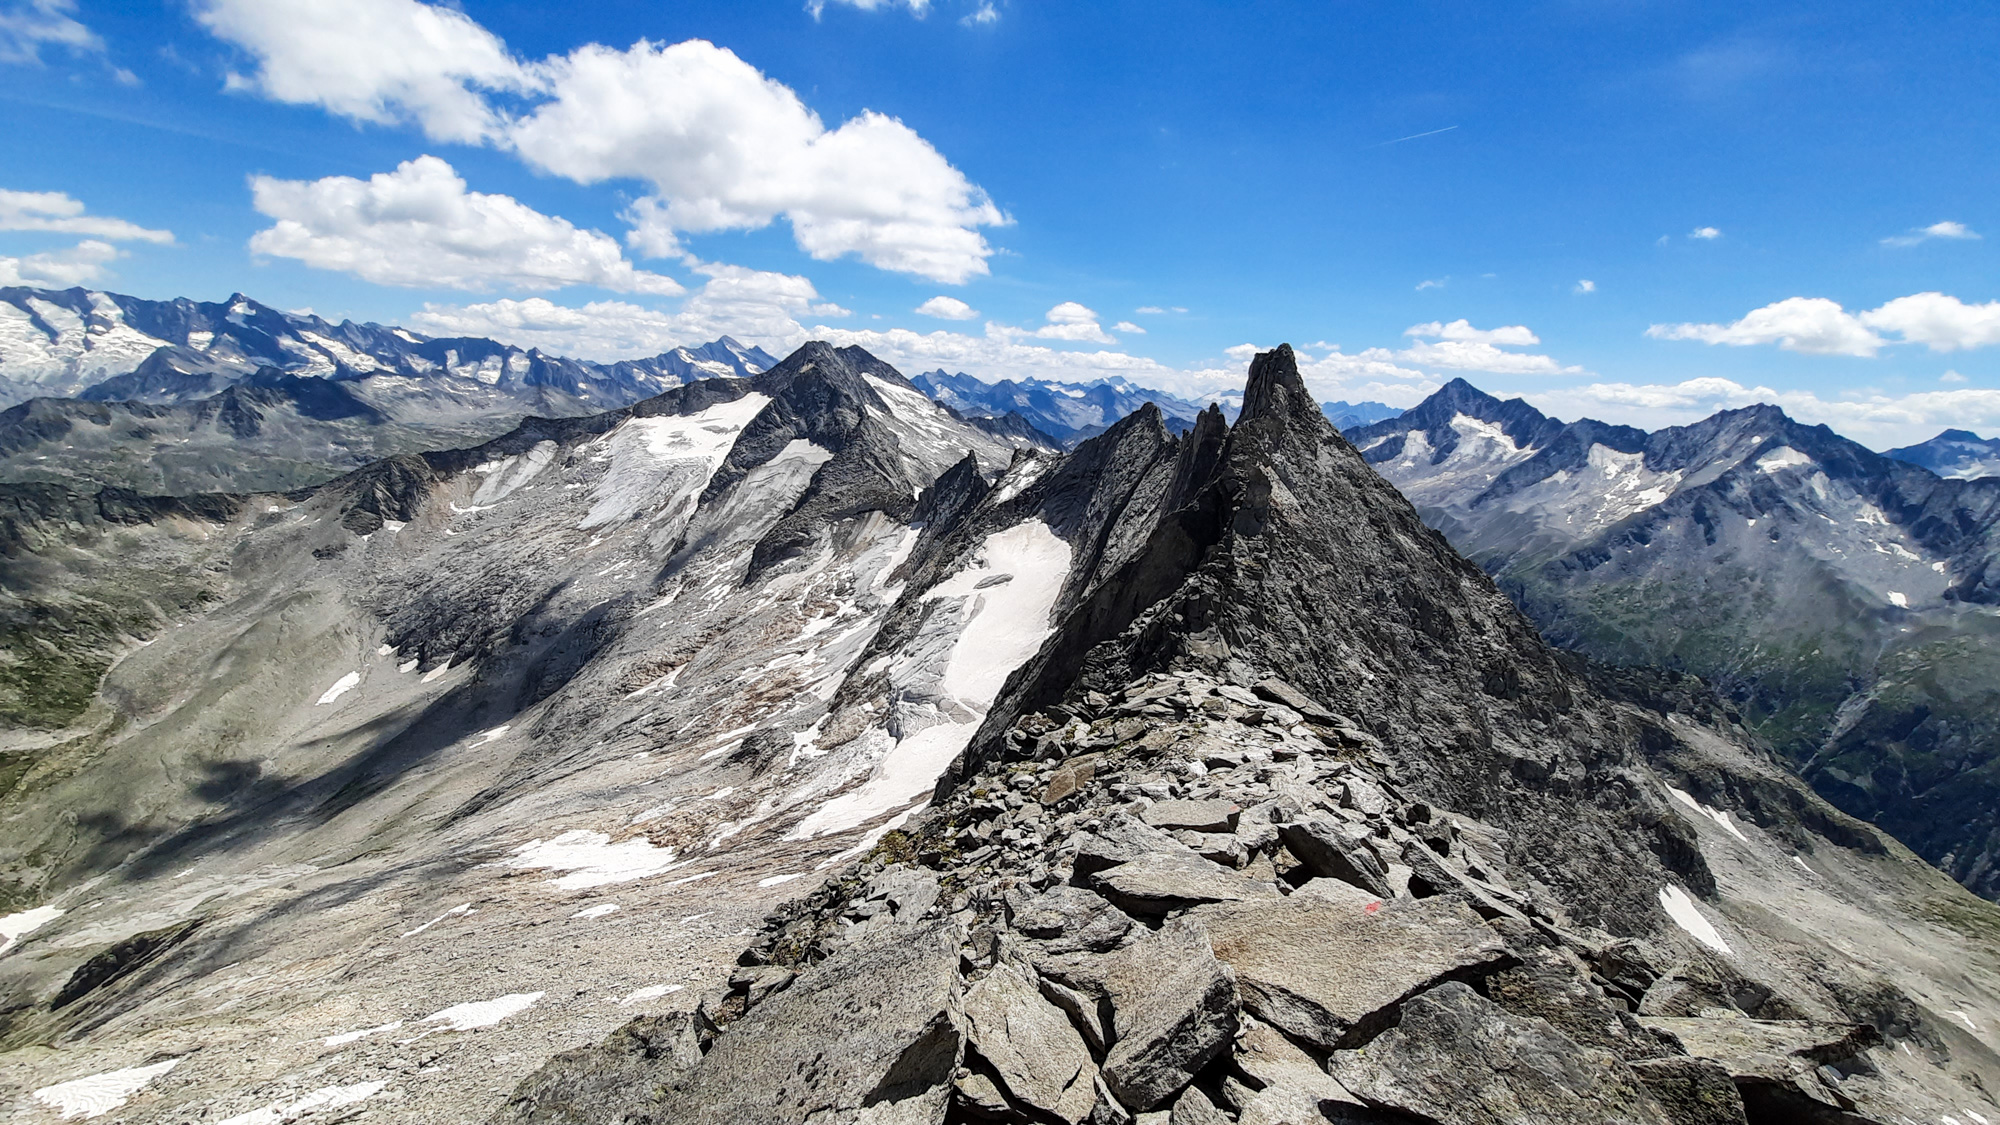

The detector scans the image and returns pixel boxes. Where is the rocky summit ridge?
[489,348,2000,1125]
[0,343,1995,1123]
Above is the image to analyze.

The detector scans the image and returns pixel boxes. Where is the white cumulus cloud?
[1575,279,1596,294]
[1112,321,1144,334]
[1649,292,2000,357]
[1647,296,1884,357]
[248,155,684,295]
[1008,301,1114,344]
[0,189,172,243]
[510,40,1004,283]
[1689,226,1722,240]
[195,0,534,144]
[0,0,98,63]
[1882,220,1980,247]
[411,262,842,359]
[1359,319,1580,375]
[0,238,120,286]
[915,295,977,320]
[199,3,1006,285]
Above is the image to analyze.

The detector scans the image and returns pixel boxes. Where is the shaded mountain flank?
[1350,378,2000,900]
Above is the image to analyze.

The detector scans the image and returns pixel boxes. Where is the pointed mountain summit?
[495,345,2000,1125]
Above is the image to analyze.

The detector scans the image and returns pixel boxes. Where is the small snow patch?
[571,903,620,920]
[315,672,360,705]
[1659,885,1732,955]
[505,830,680,890]
[400,903,473,938]
[33,1059,180,1119]
[376,644,394,656]
[1755,447,1814,474]
[1666,786,1752,843]
[421,991,543,1031]
[1888,591,1909,608]
[398,660,418,674]
[421,662,453,684]
[1948,1010,1980,1032]
[214,1081,388,1125]
[323,1020,402,1047]
[477,725,511,744]
[617,983,684,1007]
[758,873,806,888]
[0,903,63,956]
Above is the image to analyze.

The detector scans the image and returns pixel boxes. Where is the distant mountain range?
[1887,428,2000,480]
[1351,378,2000,897]
[0,286,779,492]
[909,367,1398,446]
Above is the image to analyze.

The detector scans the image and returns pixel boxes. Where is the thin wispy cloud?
[1374,125,1457,148]
[1882,220,1980,247]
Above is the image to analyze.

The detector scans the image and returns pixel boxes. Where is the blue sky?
[2,0,1997,445]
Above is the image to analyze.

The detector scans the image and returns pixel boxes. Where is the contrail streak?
[1374,125,1459,147]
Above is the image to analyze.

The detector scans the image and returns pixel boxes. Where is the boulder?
[1144,799,1242,833]
[1225,1016,1369,1125]
[1010,884,1134,954]
[1400,839,1525,921]
[1252,677,1341,723]
[1099,916,1240,1111]
[652,917,966,1125]
[1073,817,1201,877]
[1087,850,1279,917]
[1276,817,1394,898]
[489,1011,703,1124]
[1167,1085,1232,1125]
[1328,982,1674,1124]
[963,962,1098,1124]
[1196,892,1511,1050]
[1628,1057,1751,1125]
[1639,1016,1882,1118]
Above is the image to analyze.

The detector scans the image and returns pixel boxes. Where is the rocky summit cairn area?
[491,349,2000,1125]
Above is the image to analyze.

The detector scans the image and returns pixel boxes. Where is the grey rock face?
[1086,849,1278,916]
[1197,893,1510,1050]
[1329,981,1674,1125]
[488,1012,703,1125]
[1142,798,1240,833]
[1096,916,1239,1112]
[1640,1016,1882,1119]
[963,961,1097,1123]
[1628,1057,1751,1125]
[1225,1016,1367,1125]
[1008,885,1133,954]
[1275,816,1394,898]
[651,918,966,1125]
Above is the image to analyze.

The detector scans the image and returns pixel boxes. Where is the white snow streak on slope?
[580,393,770,529]
[0,903,63,955]
[470,441,559,505]
[324,1020,402,1046]
[1888,591,1909,608]
[421,992,543,1031]
[33,1059,180,1119]
[315,672,360,705]
[618,983,684,1007]
[1666,786,1752,843]
[570,903,620,919]
[505,830,680,890]
[1659,885,1733,955]
[399,903,472,938]
[787,521,1070,840]
[213,1081,388,1125]
[992,456,1052,504]
[1756,447,1814,474]
[863,373,976,472]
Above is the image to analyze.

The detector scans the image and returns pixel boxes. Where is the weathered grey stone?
[1479,933,1669,1062]
[1639,1016,1881,1117]
[1167,1084,1231,1125]
[964,962,1098,1124]
[1098,916,1240,1111]
[1227,1016,1368,1125]
[489,1011,702,1124]
[1276,816,1394,898]
[1400,839,1525,921]
[653,917,965,1125]
[1144,798,1241,833]
[1328,982,1674,1124]
[1010,884,1134,954]
[1087,850,1279,917]
[1252,677,1341,723]
[1034,966,1110,1053]
[954,1068,1013,1119]
[1073,817,1199,877]
[1340,777,1390,817]
[1629,1057,1751,1125]
[1196,892,1511,1050]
